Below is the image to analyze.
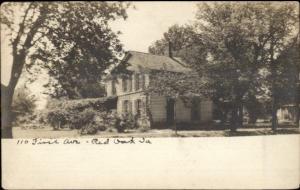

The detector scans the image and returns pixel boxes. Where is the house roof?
[124,51,191,73]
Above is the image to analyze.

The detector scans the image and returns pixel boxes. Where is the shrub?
[47,109,69,130]
[80,123,98,135]
[70,108,96,129]
[45,97,118,132]
[116,119,126,133]
[136,114,151,132]
[46,96,117,112]
[115,113,137,132]
[44,97,153,134]
[94,115,106,131]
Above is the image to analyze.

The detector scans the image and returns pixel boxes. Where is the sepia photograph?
[1,1,299,189]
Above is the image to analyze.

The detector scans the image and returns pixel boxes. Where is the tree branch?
[12,2,34,53]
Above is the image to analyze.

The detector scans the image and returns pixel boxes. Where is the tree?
[44,78,107,99]
[253,3,299,130]
[148,3,266,131]
[189,2,298,131]
[244,94,265,124]
[148,24,199,56]
[1,2,130,138]
[147,2,299,132]
[184,2,271,131]
[274,35,300,127]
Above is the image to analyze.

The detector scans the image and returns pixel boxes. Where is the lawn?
[12,125,300,138]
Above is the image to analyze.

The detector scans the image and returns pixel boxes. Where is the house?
[277,104,299,123]
[105,50,213,128]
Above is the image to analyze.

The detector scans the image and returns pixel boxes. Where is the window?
[123,100,128,113]
[127,75,132,92]
[128,101,132,114]
[135,99,142,115]
[135,74,140,90]
[122,77,127,92]
[111,80,116,95]
[135,73,145,91]
[140,74,145,89]
[123,100,132,114]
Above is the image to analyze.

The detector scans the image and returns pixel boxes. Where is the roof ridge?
[128,50,149,54]
[128,50,172,58]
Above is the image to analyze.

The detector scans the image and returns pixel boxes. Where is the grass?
[12,124,299,138]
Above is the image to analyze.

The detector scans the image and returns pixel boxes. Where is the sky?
[111,2,198,52]
[1,2,199,109]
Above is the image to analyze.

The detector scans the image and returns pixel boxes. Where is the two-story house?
[105,50,213,128]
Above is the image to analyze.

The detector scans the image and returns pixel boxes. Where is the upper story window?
[135,73,145,91]
[122,75,133,93]
[135,74,140,90]
[140,74,145,89]
[122,76,127,92]
[111,80,116,95]
[127,75,132,92]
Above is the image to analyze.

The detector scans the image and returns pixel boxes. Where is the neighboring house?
[277,73,300,124]
[277,104,299,123]
[105,50,213,128]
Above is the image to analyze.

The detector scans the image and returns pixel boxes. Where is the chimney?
[168,41,173,58]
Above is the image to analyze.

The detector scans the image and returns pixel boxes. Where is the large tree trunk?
[230,105,238,132]
[271,80,278,131]
[270,38,278,131]
[1,85,14,138]
[247,95,258,124]
[249,114,257,124]
[237,104,243,128]
[295,104,299,128]
[2,54,26,138]
[230,98,244,132]
[220,110,228,128]
[271,102,278,131]
[1,4,39,138]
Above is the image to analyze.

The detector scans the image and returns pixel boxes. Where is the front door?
[166,98,175,126]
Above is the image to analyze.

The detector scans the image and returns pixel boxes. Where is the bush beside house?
[43,96,150,134]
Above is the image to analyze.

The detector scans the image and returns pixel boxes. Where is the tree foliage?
[148,24,199,56]
[1,2,131,137]
[147,70,208,98]
[148,2,299,130]
[12,85,37,116]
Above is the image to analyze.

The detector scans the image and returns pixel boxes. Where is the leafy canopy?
[1,2,131,99]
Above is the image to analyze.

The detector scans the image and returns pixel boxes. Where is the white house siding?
[149,96,204,123]
[149,95,167,122]
[200,100,213,122]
